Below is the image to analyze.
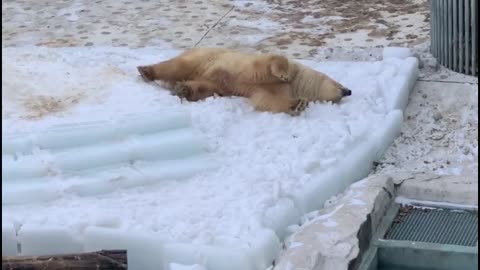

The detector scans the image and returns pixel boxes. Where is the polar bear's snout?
[341,87,352,97]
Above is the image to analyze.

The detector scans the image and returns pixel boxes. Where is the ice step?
[3,155,217,205]
[3,128,208,180]
[2,111,216,205]
[2,111,191,155]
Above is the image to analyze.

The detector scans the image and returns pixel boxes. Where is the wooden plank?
[2,250,127,270]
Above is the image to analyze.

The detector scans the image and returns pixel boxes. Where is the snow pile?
[2,47,418,269]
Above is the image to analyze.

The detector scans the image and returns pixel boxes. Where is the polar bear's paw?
[173,81,193,100]
[288,99,309,116]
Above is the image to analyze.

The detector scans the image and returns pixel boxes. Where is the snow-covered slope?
[2,47,418,270]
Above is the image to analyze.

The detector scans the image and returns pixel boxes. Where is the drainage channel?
[357,203,478,270]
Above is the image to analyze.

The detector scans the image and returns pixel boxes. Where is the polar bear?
[137,48,351,115]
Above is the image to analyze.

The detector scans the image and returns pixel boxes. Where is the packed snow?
[2,46,418,269]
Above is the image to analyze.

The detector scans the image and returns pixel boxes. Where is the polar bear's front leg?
[247,83,300,115]
[288,99,309,116]
[173,80,227,101]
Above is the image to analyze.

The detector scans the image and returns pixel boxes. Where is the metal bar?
[464,0,471,75]
[443,0,448,66]
[377,239,478,255]
[431,0,436,55]
[377,239,478,270]
[438,0,445,65]
[438,0,442,63]
[454,0,458,71]
[472,0,477,76]
[435,0,440,57]
[436,0,440,59]
[460,0,465,74]
[436,0,439,56]
[448,0,453,69]
[435,0,439,56]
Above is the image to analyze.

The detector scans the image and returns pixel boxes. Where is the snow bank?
[293,110,403,214]
[2,47,418,269]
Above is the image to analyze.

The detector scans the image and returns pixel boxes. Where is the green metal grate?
[384,206,478,247]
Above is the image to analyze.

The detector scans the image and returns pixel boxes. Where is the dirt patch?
[21,93,84,119]
[230,0,430,54]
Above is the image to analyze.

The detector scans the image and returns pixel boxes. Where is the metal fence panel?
[431,0,478,76]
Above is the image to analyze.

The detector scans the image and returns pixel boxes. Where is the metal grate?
[431,0,478,76]
[384,206,478,247]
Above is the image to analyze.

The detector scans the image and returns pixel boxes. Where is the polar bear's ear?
[270,55,289,69]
